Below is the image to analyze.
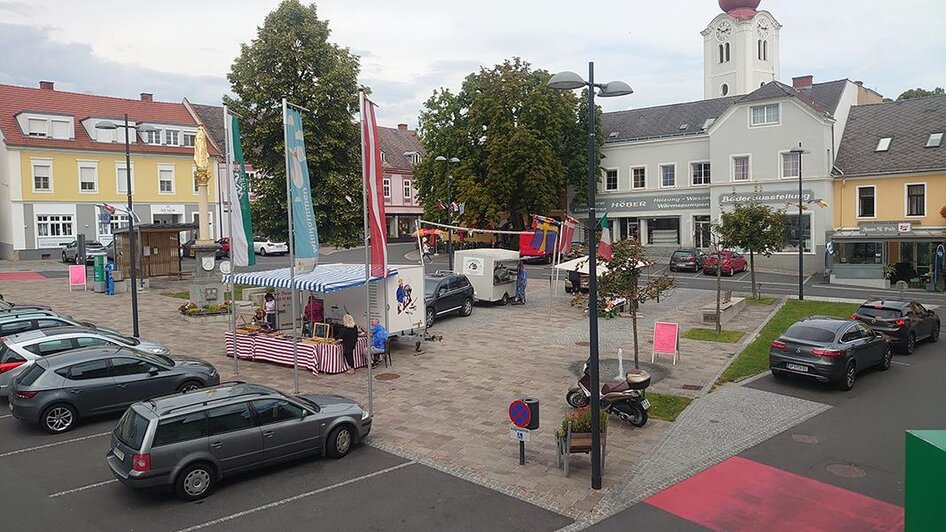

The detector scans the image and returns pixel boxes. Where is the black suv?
[669,249,706,272]
[852,300,940,354]
[424,271,474,328]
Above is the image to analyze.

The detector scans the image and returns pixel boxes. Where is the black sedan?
[852,300,940,354]
[770,317,892,391]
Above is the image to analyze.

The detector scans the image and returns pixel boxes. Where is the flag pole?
[359,91,374,416]
[283,98,300,394]
[224,105,238,375]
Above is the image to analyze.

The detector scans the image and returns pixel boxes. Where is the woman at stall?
[303,295,324,336]
[263,292,277,330]
[337,313,359,374]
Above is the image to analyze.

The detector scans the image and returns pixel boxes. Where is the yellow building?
[0,81,219,260]
[830,96,946,288]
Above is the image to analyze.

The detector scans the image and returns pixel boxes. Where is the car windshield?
[294,395,321,412]
[138,352,173,367]
[86,242,104,248]
[425,279,441,295]
[101,330,141,346]
[856,307,902,319]
[784,324,836,343]
[114,408,150,450]
[671,252,693,260]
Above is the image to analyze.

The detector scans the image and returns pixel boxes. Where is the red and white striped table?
[225,332,368,375]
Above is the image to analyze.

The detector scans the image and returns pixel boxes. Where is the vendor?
[369,318,387,365]
[303,295,324,336]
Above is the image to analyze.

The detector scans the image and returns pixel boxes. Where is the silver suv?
[106,382,371,501]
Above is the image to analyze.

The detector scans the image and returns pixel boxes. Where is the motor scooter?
[566,364,651,427]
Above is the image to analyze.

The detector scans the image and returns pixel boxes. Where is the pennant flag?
[360,92,388,278]
[226,111,255,267]
[785,201,809,210]
[808,198,829,208]
[436,200,447,211]
[284,103,319,273]
[458,202,465,215]
[450,201,459,212]
[559,215,578,254]
[530,215,559,253]
[597,214,612,262]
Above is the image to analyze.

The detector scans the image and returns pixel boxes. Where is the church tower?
[703,0,781,99]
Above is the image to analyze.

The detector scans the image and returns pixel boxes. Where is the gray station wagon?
[106,382,371,501]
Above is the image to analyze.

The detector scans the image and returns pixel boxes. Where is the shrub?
[556,406,608,437]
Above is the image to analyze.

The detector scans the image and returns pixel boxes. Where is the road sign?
[510,428,531,443]
[508,400,531,428]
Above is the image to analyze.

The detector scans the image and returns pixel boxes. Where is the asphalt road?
[0,398,571,532]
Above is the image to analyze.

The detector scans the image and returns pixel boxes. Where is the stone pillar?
[189,126,223,309]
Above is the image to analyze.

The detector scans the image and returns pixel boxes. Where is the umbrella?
[410,228,448,238]
[554,256,609,276]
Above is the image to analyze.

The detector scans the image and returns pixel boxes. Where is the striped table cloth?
[225,332,369,375]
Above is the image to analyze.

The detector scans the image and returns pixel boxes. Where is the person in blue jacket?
[369,318,387,366]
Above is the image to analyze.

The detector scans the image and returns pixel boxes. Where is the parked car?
[769,317,892,391]
[61,240,108,264]
[9,347,220,434]
[252,236,288,256]
[0,311,91,336]
[424,271,474,328]
[669,249,706,272]
[0,299,51,313]
[703,250,748,276]
[106,382,370,500]
[216,237,230,258]
[0,327,170,397]
[852,300,940,354]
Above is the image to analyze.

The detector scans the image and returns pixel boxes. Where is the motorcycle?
[566,364,651,427]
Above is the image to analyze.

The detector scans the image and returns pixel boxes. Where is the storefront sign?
[857,221,919,235]
[572,192,711,213]
[898,223,912,233]
[152,204,184,215]
[718,189,816,205]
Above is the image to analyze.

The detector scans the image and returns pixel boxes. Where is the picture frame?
[313,322,332,339]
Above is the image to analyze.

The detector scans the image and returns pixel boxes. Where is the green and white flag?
[227,112,255,266]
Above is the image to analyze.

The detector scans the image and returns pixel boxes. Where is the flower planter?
[178,312,231,323]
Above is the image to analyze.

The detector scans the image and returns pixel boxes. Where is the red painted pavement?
[0,272,45,281]
[645,456,904,531]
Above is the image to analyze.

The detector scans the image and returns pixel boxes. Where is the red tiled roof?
[0,83,219,156]
[378,125,424,172]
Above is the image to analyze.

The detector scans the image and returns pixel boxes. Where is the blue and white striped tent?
[223,264,397,293]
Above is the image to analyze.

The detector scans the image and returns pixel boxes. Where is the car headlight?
[359,406,370,420]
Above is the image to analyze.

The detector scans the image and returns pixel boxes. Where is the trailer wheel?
[501,293,510,306]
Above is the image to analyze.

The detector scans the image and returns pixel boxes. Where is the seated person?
[369,318,387,364]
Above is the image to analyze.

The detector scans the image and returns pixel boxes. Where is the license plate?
[640,399,651,410]
[786,363,808,372]
[113,447,125,461]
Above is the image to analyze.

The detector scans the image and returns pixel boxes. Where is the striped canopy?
[223,264,397,293]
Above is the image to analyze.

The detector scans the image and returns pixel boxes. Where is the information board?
[68,265,87,291]
[652,321,679,365]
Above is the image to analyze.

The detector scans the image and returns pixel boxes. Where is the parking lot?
[0,398,571,532]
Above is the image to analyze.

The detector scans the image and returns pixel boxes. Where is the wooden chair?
[381,338,393,368]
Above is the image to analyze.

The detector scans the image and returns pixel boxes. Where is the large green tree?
[225,0,363,247]
[413,58,602,231]
[716,199,786,299]
[897,87,945,101]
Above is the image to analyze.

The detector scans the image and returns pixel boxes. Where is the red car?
[215,237,230,258]
[703,250,747,276]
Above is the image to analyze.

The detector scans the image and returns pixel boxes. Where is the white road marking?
[0,414,12,419]
[0,431,111,458]
[891,361,911,366]
[175,461,415,532]
[736,272,750,282]
[49,479,118,498]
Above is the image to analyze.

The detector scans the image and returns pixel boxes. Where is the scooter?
[566,364,651,427]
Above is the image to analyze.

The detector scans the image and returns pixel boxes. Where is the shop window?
[857,186,875,217]
[646,218,680,246]
[838,242,883,265]
[780,214,811,252]
[906,184,925,216]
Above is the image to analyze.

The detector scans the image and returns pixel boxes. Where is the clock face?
[757,17,769,37]
[716,21,733,42]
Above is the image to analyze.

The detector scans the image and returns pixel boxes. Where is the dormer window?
[22,115,73,139]
[380,151,387,163]
[28,118,47,137]
[926,132,943,148]
[875,137,892,152]
[165,130,180,146]
[145,130,162,145]
[404,152,421,165]
[183,132,196,147]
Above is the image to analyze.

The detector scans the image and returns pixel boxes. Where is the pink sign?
[653,322,679,354]
[68,265,87,288]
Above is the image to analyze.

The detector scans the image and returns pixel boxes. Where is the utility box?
[906,430,946,531]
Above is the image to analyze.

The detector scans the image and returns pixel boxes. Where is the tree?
[413,58,601,231]
[897,87,945,101]
[716,199,786,299]
[595,239,675,370]
[225,0,363,247]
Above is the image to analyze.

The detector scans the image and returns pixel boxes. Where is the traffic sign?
[510,428,531,443]
[508,400,531,428]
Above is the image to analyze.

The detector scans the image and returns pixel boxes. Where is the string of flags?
[785,198,829,210]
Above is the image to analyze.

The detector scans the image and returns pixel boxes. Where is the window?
[750,104,780,126]
[404,152,420,165]
[780,214,811,252]
[604,169,618,191]
[718,44,724,64]
[78,162,98,193]
[116,163,134,194]
[907,184,925,217]
[660,164,676,188]
[758,40,763,60]
[781,152,800,179]
[193,166,200,194]
[103,214,130,237]
[36,215,73,238]
[763,40,768,61]
[75,337,111,348]
[382,178,391,198]
[183,133,196,147]
[691,162,711,185]
[380,151,387,163]
[721,84,729,96]
[251,399,305,425]
[32,161,52,192]
[145,130,161,145]
[732,156,750,181]
[927,133,943,148]
[27,118,47,137]
[403,179,412,199]
[857,186,875,217]
[114,410,150,450]
[62,359,112,380]
[876,137,892,152]
[111,357,158,376]
[631,167,646,189]
[725,42,730,62]
[164,129,180,146]
[24,339,75,356]
[207,402,254,435]
[51,120,71,139]
[153,413,208,447]
[36,319,68,329]
[158,165,175,194]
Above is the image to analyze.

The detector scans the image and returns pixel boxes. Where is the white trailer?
[322,264,425,338]
[454,248,521,304]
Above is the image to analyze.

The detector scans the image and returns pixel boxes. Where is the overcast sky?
[1,0,944,128]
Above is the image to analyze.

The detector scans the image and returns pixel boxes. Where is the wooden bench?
[556,422,607,477]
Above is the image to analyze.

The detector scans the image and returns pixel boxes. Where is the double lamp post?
[435,155,460,271]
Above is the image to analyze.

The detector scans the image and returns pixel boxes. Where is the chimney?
[39,81,54,90]
[397,123,408,131]
[140,93,153,102]
[792,75,814,89]
[854,81,864,87]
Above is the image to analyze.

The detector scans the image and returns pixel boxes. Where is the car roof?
[795,316,852,331]
[39,345,134,367]
[0,311,62,322]
[2,326,102,345]
[860,300,910,309]
[143,382,281,417]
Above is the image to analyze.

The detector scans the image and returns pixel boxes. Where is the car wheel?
[260,247,268,256]
[177,380,203,393]
[838,361,856,391]
[327,425,356,459]
[459,298,473,317]
[903,332,916,355]
[878,346,892,371]
[930,326,940,343]
[41,403,78,434]
[566,390,589,408]
[175,462,216,501]
[425,307,435,328]
[501,293,510,306]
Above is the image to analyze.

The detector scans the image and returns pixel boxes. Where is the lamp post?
[95,115,156,337]
[790,145,808,301]
[435,155,460,270]
[548,63,632,490]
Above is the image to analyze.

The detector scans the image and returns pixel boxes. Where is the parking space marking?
[49,479,117,498]
[175,461,415,532]
[0,414,11,419]
[736,272,750,282]
[0,431,111,458]
[891,361,911,366]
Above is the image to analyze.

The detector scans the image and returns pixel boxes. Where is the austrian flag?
[360,92,388,278]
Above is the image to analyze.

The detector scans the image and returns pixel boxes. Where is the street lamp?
[95,115,157,337]
[789,144,808,301]
[548,63,632,490]
[435,155,460,270]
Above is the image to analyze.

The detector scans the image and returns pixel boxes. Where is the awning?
[830,228,946,242]
[554,256,608,276]
[223,264,398,293]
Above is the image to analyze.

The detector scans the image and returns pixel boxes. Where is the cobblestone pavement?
[0,273,820,522]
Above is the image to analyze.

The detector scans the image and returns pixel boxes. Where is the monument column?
[190,126,224,308]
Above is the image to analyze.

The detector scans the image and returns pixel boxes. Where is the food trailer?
[454,248,521,304]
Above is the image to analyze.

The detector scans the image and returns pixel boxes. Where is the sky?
[1,0,944,129]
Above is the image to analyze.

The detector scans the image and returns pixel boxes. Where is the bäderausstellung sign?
[572,188,815,213]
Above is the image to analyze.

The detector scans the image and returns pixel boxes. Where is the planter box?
[556,426,607,477]
[178,312,231,324]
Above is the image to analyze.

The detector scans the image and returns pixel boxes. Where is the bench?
[701,295,747,326]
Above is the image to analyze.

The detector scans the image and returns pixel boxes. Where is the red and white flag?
[558,215,578,254]
[597,215,612,262]
[360,92,388,278]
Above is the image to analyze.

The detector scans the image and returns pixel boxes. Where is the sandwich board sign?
[652,321,679,365]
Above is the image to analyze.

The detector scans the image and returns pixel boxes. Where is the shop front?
[828,223,946,289]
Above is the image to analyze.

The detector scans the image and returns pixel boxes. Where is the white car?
[0,327,169,397]
[253,235,289,256]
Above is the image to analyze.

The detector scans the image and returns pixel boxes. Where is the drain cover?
[826,464,866,478]
[375,373,400,381]
[681,384,702,391]
[791,434,820,444]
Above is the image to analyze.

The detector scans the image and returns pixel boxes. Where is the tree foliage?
[716,198,786,299]
[225,0,363,247]
[897,87,945,101]
[413,58,603,231]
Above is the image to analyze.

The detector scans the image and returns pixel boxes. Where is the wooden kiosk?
[113,223,196,279]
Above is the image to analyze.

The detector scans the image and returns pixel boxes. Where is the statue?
[193,126,211,185]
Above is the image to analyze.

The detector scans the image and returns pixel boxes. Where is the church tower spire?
[703,0,781,99]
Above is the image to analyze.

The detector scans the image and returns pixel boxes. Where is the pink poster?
[68,265,86,288]
[653,322,679,354]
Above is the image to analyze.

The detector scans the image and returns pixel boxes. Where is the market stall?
[224,331,369,374]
